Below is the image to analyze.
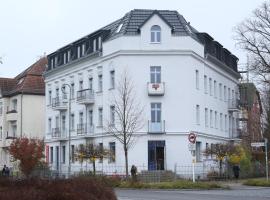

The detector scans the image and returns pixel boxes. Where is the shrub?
[243,179,270,187]
[0,177,117,200]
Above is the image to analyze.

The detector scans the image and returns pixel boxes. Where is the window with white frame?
[210,110,213,128]
[151,103,161,123]
[205,108,208,127]
[67,50,71,62]
[89,77,93,90]
[196,105,200,125]
[50,147,53,163]
[77,46,81,58]
[79,80,83,90]
[196,141,202,162]
[110,105,115,125]
[224,86,227,101]
[209,78,213,96]
[48,118,52,134]
[228,88,231,101]
[79,112,83,125]
[98,37,102,50]
[215,111,218,129]
[98,74,103,92]
[196,70,199,89]
[62,145,66,163]
[220,113,223,131]
[109,142,116,163]
[110,70,115,89]
[71,83,75,99]
[82,43,86,56]
[93,39,96,52]
[89,110,93,126]
[70,113,75,130]
[98,107,103,126]
[225,114,228,132]
[150,25,161,43]
[214,80,217,98]
[150,66,161,83]
[63,53,66,64]
[48,90,52,105]
[219,83,222,100]
[204,75,208,94]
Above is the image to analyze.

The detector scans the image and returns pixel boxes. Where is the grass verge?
[117,180,222,190]
[243,179,270,187]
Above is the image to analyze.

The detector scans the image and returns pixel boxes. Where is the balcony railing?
[77,123,94,136]
[52,95,68,110]
[228,99,240,111]
[229,128,242,139]
[52,128,66,138]
[77,89,95,104]
[148,120,165,133]
[148,82,165,96]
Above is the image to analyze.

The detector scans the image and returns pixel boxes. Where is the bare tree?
[106,71,144,179]
[234,1,270,85]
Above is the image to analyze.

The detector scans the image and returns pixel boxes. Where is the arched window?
[151,25,161,43]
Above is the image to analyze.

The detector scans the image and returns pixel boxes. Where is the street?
[116,186,270,200]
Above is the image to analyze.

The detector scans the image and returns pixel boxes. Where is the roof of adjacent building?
[0,57,47,97]
[47,9,239,74]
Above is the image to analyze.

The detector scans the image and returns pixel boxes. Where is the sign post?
[188,133,196,183]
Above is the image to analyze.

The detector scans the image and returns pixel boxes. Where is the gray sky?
[0,0,266,78]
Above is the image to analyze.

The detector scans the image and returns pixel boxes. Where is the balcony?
[77,89,95,104]
[6,109,18,121]
[148,120,165,134]
[148,82,165,96]
[52,128,66,139]
[52,95,68,111]
[228,99,240,112]
[77,123,95,137]
[229,128,242,140]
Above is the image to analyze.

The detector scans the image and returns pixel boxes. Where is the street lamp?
[61,84,72,177]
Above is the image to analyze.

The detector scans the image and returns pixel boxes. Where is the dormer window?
[67,50,71,62]
[77,46,81,58]
[151,25,161,43]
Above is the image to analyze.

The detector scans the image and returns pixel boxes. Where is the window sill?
[150,42,161,44]
[108,87,115,91]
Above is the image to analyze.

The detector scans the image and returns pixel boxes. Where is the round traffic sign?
[188,133,196,144]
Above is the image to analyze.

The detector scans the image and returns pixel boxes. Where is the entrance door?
[148,141,165,170]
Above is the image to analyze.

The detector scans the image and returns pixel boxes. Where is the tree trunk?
[93,160,96,176]
[124,148,128,180]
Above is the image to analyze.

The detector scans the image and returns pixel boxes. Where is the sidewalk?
[221,181,269,190]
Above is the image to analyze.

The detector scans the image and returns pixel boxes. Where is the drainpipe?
[20,92,23,137]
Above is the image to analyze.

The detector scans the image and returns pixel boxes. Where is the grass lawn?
[243,179,270,187]
[117,180,222,190]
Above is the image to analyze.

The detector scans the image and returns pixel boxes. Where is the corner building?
[44,9,240,174]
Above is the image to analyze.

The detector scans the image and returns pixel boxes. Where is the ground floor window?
[109,142,115,163]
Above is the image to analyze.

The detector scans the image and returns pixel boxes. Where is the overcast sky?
[0,0,266,78]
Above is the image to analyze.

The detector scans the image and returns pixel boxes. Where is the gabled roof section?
[0,57,47,97]
[137,10,174,30]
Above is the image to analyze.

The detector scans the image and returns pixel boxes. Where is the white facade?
[45,12,240,174]
[0,94,45,168]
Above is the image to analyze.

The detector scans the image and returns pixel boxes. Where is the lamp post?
[62,84,72,177]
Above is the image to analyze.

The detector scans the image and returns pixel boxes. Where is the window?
[89,110,93,126]
[12,99,17,111]
[48,90,52,105]
[71,145,75,163]
[215,111,218,129]
[210,110,213,128]
[151,25,161,43]
[79,80,83,90]
[79,112,84,125]
[195,70,199,89]
[151,103,161,123]
[0,126,2,139]
[196,142,201,162]
[82,43,86,56]
[62,115,66,132]
[110,70,115,89]
[224,86,227,101]
[98,74,103,92]
[205,108,208,127]
[98,107,103,126]
[55,116,60,128]
[219,83,222,100]
[225,114,228,132]
[99,143,103,163]
[214,80,217,98]
[109,142,116,163]
[228,88,231,101]
[209,78,212,96]
[196,105,200,125]
[67,50,71,62]
[56,88,59,97]
[71,83,75,99]
[98,37,102,50]
[11,123,17,137]
[71,114,75,130]
[93,39,96,52]
[204,75,208,94]
[150,66,161,83]
[77,46,81,58]
[89,77,93,90]
[63,53,66,64]
[110,105,115,125]
[48,118,52,134]
[220,113,223,131]
[62,146,66,163]
[50,147,53,163]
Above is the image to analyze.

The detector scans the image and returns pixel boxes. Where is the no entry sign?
[188,133,196,144]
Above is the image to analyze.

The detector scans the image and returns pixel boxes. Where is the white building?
[44,9,240,174]
[0,57,47,169]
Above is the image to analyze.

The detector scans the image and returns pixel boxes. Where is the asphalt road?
[116,187,270,200]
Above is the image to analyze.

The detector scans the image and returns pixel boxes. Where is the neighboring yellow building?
[0,57,47,170]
